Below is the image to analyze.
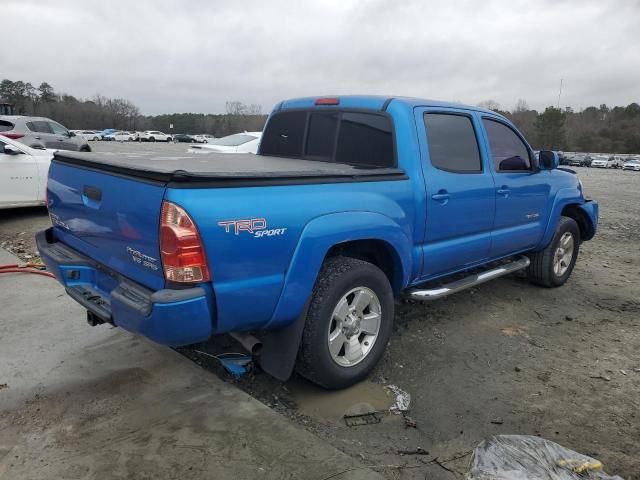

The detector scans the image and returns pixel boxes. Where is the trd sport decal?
[217,218,287,238]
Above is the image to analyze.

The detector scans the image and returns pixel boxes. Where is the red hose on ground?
[0,264,56,279]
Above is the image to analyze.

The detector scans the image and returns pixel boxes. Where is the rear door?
[0,139,39,206]
[480,116,549,257]
[27,120,57,148]
[416,108,496,277]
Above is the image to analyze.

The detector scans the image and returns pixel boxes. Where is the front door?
[416,108,496,278]
[49,121,77,150]
[480,117,550,257]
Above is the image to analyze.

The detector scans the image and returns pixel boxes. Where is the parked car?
[608,155,624,168]
[193,134,215,143]
[567,155,585,167]
[104,131,135,142]
[139,130,172,142]
[71,130,101,142]
[622,159,640,171]
[558,152,572,165]
[98,129,117,139]
[38,95,598,389]
[173,134,195,143]
[0,115,91,152]
[0,135,53,209]
[590,155,612,168]
[188,132,262,154]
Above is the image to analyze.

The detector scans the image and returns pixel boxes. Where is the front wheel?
[296,256,394,389]
[527,216,580,287]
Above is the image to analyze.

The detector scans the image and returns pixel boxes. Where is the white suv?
[139,130,172,142]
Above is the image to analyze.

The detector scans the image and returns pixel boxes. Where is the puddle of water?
[286,378,394,423]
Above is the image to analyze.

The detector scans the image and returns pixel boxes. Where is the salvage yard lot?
[1,142,639,479]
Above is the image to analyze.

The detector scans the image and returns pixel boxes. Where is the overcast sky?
[5,0,640,115]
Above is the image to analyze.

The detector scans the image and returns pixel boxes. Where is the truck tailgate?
[47,161,166,291]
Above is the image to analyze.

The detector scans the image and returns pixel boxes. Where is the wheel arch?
[561,204,596,241]
[537,188,597,249]
[266,211,412,330]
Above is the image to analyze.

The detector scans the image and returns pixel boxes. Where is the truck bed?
[53,151,407,187]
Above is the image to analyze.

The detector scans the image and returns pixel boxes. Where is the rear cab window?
[260,109,395,167]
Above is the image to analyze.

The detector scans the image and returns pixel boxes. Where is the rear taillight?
[0,132,24,140]
[160,201,210,283]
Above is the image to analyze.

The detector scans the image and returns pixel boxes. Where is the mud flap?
[259,300,310,381]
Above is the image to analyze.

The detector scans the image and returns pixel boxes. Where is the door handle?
[431,191,450,204]
[497,186,510,196]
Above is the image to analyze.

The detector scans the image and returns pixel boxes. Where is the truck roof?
[278,95,499,116]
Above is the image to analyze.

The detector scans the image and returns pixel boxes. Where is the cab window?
[482,119,532,172]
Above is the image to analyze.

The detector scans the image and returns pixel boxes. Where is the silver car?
[0,115,91,152]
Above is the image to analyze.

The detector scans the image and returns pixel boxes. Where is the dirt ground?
[1,144,638,479]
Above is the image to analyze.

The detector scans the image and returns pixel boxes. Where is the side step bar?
[408,256,530,301]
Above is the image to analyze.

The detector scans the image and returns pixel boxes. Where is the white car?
[0,136,54,209]
[104,131,135,142]
[622,159,640,171]
[188,132,262,154]
[192,134,216,143]
[140,130,172,142]
[71,130,101,141]
[590,155,613,168]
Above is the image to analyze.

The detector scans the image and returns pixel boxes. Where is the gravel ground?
[1,143,638,479]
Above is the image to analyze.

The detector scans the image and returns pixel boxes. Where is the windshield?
[209,133,256,146]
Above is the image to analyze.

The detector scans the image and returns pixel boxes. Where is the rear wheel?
[149,137,155,142]
[527,216,580,287]
[296,256,394,389]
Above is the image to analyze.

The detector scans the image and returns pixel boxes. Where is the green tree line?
[480,99,640,154]
[2,79,638,152]
[0,79,266,137]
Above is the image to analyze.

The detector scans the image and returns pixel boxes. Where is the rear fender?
[266,211,411,330]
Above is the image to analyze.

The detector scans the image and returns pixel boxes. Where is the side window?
[482,119,532,172]
[336,113,394,167]
[260,111,307,157]
[49,122,69,135]
[423,113,482,172]
[32,121,54,133]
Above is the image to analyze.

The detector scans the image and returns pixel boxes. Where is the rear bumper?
[36,228,214,346]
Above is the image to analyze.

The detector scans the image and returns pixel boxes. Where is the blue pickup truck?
[38,95,598,388]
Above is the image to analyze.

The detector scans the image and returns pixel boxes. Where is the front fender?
[266,211,412,329]
[537,188,598,249]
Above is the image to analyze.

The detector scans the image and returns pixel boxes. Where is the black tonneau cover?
[53,151,407,187]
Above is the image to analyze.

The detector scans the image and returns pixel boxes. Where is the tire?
[296,256,394,389]
[149,137,155,142]
[527,216,580,288]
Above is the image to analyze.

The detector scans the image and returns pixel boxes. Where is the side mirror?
[3,144,23,155]
[539,150,559,170]
[67,131,75,137]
